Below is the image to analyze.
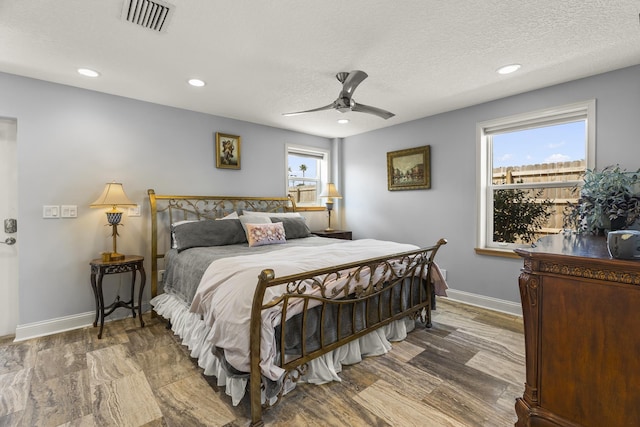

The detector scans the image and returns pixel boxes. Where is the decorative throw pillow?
[270,216,311,239]
[246,222,287,247]
[173,218,247,252]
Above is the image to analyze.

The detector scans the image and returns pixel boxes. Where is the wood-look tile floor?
[0,299,524,426]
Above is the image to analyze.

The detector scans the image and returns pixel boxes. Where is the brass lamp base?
[109,252,125,261]
[106,215,125,262]
[325,201,336,232]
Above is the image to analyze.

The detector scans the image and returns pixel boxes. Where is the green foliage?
[563,165,640,234]
[493,186,553,243]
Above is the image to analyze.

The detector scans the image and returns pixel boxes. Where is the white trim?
[442,288,522,317]
[13,303,151,342]
[285,143,330,206]
[11,292,518,342]
[14,311,95,341]
[476,99,596,250]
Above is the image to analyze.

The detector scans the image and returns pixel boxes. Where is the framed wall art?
[387,145,431,191]
[215,132,241,169]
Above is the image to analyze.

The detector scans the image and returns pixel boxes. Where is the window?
[477,100,595,251]
[286,145,329,207]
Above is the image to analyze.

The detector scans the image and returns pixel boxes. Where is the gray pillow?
[270,216,311,239]
[173,219,247,252]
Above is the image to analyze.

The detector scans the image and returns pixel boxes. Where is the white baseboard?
[14,311,95,341]
[13,293,517,342]
[443,288,522,317]
[14,302,151,342]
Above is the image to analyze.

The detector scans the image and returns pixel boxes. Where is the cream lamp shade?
[90,182,136,261]
[90,182,136,211]
[319,183,342,231]
[319,183,343,201]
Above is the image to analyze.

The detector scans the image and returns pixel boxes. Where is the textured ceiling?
[1,0,639,138]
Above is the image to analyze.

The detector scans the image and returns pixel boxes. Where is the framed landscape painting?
[215,132,241,169]
[387,145,431,191]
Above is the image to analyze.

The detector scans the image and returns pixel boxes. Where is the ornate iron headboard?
[147,189,296,298]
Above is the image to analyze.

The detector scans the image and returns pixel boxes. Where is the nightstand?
[312,230,352,240]
[90,255,145,339]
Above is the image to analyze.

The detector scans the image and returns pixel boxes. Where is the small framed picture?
[215,133,241,169]
[387,145,431,191]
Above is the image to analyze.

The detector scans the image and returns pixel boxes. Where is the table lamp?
[319,183,342,231]
[90,182,137,261]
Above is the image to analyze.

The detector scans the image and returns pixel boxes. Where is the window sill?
[474,247,521,259]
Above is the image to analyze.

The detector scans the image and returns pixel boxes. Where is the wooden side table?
[90,255,145,339]
[312,230,352,240]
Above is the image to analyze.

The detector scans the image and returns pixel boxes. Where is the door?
[0,118,18,337]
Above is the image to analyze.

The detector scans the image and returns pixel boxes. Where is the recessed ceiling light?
[337,119,350,124]
[188,78,206,87]
[77,68,100,77]
[497,64,521,75]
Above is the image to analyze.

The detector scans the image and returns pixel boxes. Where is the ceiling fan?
[283,70,395,120]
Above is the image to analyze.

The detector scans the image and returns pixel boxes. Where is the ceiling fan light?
[497,64,521,75]
[337,119,349,124]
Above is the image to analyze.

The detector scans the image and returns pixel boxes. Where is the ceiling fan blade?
[339,70,368,99]
[351,102,395,120]
[282,104,334,116]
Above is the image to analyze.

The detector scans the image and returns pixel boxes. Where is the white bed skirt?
[151,293,417,406]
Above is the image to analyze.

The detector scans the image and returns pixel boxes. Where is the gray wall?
[3,64,639,327]
[0,72,331,325]
[342,65,640,304]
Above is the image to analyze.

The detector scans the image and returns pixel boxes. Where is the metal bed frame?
[148,189,447,426]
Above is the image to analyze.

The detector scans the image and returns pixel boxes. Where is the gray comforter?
[162,235,345,303]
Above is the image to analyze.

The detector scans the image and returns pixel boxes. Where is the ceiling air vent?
[122,0,173,33]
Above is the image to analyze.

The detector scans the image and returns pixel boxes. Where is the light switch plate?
[43,205,60,218]
[128,205,141,217]
[61,205,77,218]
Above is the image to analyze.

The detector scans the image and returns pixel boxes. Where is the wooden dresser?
[515,234,640,427]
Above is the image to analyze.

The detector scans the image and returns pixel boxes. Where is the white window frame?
[286,144,330,207]
[476,100,596,252]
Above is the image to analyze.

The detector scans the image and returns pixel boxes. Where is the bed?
[147,189,447,426]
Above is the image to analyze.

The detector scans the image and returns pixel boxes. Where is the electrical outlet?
[43,205,60,219]
[61,205,77,218]
[159,269,165,282]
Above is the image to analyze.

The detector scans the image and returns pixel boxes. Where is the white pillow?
[239,215,272,234]
[216,211,239,220]
[242,210,301,218]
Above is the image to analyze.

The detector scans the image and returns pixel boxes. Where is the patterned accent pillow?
[246,222,286,247]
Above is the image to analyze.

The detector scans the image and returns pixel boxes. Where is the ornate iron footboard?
[248,239,447,426]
